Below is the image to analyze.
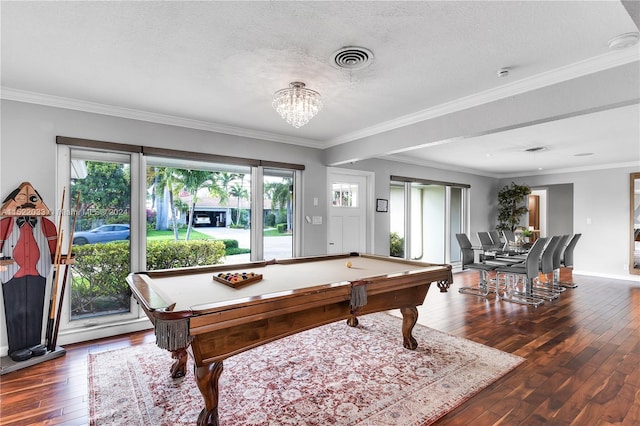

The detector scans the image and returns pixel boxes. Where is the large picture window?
[145,157,253,267]
[56,137,302,341]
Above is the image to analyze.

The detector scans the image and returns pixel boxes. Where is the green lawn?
[147,228,290,240]
[263,228,292,237]
[146,229,212,241]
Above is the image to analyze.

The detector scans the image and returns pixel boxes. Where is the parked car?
[193,213,211,226]
[73,224,130,245]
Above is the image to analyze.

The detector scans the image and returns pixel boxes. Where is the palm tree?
[147,167,170,231]
[173,169,215,240]
[229,174,248,227]
[265,178,293,231]
[164,168,184,240]
[215,172,238,207]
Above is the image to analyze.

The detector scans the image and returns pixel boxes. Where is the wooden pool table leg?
[196,361,224,426]
[437,279,451,292]
[400,306,419,350]
[347,307,360,327]
[170,348,188,378]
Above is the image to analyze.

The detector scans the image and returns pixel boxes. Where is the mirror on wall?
[631,172,640,275]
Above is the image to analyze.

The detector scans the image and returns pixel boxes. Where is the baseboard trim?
[573,270,640,282]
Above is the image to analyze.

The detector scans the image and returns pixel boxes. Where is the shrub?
[220,239,238,249]
[70,241,132,317]
[70,240,226,317]
[277,211,287,224]
[265,213,276,227]
[390,232,405,258]
[276,223,287,233]
[146,240,226,270]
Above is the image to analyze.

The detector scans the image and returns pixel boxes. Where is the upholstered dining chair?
[502,229,516,244]
[478,231,500,251]
[489,230,503,247]
[551,234,571,292]
[455,233,498,297]
[494,237,548,306]
[532,235,562,300]
[476,232,522,266]
[559,233,581,288]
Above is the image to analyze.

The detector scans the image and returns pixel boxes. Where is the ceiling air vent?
[330,47,374,70]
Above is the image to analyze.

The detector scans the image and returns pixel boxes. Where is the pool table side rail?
[139,253,365,280]
[128,253,451,320]
[189,267,451,365]
[188,264,451,315]
[127,273,194,321]
[188,265,452,334]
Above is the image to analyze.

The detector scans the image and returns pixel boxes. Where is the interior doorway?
[529,189,548,239]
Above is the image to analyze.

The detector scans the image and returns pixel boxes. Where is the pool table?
[127,252,452,426]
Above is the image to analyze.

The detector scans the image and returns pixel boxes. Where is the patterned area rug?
[89,313,523,425]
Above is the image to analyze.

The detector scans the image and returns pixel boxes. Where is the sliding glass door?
[263,168,294,260]
[449,187,463,263]
[67,149,138,326]
[389,179,467,265]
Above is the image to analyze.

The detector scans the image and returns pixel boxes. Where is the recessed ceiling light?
[574,152,594,157]
[608,32,640,50]
[524,146,546,153]
[497,67,510,78]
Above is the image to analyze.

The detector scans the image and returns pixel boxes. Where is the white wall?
[504,167,640,280]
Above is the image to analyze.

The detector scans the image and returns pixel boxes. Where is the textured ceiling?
[1,1,639,176]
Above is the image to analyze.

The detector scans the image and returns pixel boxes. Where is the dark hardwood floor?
[1,270,639,425]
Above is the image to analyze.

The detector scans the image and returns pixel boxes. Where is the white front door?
[327,171,368,254]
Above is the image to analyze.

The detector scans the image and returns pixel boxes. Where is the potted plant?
[496,182,531,232]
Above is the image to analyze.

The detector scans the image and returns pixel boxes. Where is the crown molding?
[381,154,501,179]
[501,160,640,178]
[326,48,640,146]
[1,48,637,152]
[0,87,325,149]
[384,153,640,180]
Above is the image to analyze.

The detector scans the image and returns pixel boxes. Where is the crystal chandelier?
[272,82,323,128]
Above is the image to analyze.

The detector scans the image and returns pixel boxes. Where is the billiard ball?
[346,261,352,268]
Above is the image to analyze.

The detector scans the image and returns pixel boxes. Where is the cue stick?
[50,192,80,351]
[45,229,64,350]
[44,187,66,349]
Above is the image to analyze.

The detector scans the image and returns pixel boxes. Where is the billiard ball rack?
[213,272,263,289]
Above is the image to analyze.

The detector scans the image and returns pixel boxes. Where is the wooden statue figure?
[0,182,57,362]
